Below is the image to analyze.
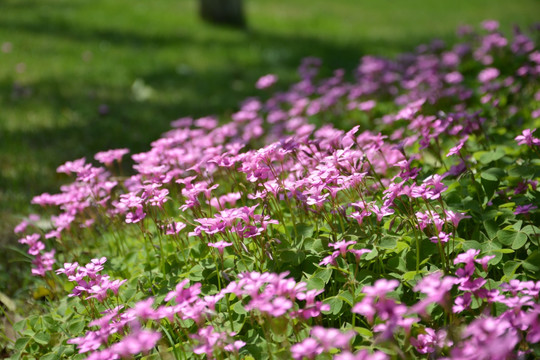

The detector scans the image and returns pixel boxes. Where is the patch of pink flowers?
[13,20,540,359]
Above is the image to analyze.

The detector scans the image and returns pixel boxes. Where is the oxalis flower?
[208,240,233,255]
[334,350,389,360]
[446,135,468,157]
[290,338,323,360]
[515,204,538,215]
[410,327,452,354]
[478,67,500,83]
[256,74,278,89]
[410,271,457,315]
[111,329,161,357]
[515,128,540,147]
[94,148,129,166]
[310,326,356,351]
[430,231,451,244]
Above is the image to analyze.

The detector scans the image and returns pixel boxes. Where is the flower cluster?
[67,271,332,359]
[291,326,356,359]
[18,232,55,276]
[56,257,126,302]
[190,205,278,240]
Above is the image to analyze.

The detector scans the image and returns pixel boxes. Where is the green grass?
[0,0,538,294]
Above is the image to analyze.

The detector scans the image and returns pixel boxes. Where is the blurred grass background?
[0,0,539,295]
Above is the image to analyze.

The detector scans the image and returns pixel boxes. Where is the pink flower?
[362,279,399,297]
[422,174,448,200]
[224,340,246,352]
[19,233,44,255]
[515,129,540,147]
[209,192,242,209]
[163,221,186,235]
[192,326,229,356]
[208,240,233,255]
[68,328,111,353]
[125,206,146,224]
[515,204,538,215]
[475,254,495,271]
[458,277,486,292]
[29,214,41,223]
[349,248,372,261]
[56,157,87,175]
[446,135,468,157]
[453,316,519,360]
[444,71,464,84]
[482,20,499,32]
[14,219,29,234]
[445,210,471,228]
[87,284,110,302]
[194,116,218,129]
[319,251,339,266]
[358,100,376,111]
[453,292,472,313]
[56,262,79,276]
[170,116,192,128]
[328,240,356,257]
[127,298,156,320]
[111,329,161,357]
[514,180,538,194]
[411,272,457,314]
[31,249,56,277]
[430,231,451,244]
[370,204,394,221]
[95,148,129,166]
[85,350,120,360]
[256,74,278,89]
[290,338,323,360]
[334,350,389,360]
[349,210,371,225]
[258,296,293,317]
[478,67,500,83]
[310,326,355,351]
[411,328,451,354]
[454,249,480,265]
[164,279,201,304]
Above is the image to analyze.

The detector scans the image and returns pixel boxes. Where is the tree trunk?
[199,0,246,28]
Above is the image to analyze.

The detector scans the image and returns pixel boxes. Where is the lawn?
[1,0,539,294]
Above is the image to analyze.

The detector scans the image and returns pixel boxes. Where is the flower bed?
[10,21,540,360]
